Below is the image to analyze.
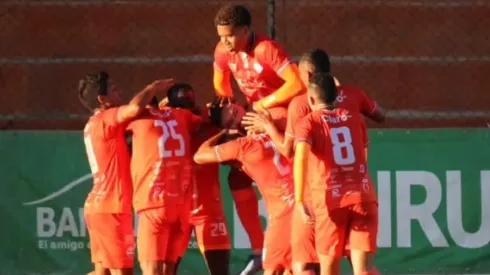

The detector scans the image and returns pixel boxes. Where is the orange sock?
[232,187,264,252]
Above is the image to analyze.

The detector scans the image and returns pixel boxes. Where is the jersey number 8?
[330,126,356,165]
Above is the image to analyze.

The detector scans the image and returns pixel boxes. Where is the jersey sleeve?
[357,88,378,116]
[294,115,314,146]
[257,40,291,75]
[215,139,244,163]
[285,95,309,137]
[213,42,230,72]
[183,109,203,133]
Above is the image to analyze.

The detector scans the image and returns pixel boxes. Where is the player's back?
[190,122,223,219]
[83,108,132,214]
[298,108,371,208]
[128,107,198,212]
[237,134,294,218]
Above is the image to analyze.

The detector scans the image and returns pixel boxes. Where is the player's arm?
[193,129,243,164]
[294,141,311,203]
[118,79,174,123]
[213,43,234,98]
[254,44,305,110]
[358,88,385,123]
[293,117,313,203]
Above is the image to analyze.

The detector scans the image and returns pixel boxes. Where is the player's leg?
[228,167,264,274]
[291,203,320,275]
[345,202,379,275]
[314,207,347,275]
[173,223,193,275]
[85,214,111,275]
[164,201,192,275]
[262,210,293,275]
[137,206,178,275]
[195,217,232,274]
[89,213,134,275]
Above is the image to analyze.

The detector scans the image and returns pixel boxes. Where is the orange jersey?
[294,108,376,208]
[216,135,294,218]
[83,107,132,214]
[190,123,224,220]
[214,33,292,103]
[127,107,201,212]
[286,86,378,146]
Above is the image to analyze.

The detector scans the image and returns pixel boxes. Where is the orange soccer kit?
[177,124,231,257]
[294,108,378,257]
[287,86,379,260]
[82,107,134,269]
[216,134,295,271]
[127,106,200,263]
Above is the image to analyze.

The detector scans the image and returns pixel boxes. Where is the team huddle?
[79,4,385,275]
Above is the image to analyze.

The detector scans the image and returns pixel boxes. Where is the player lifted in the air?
[194,103,294,275]
[79,72,172,275]
[162,83,232,275]
[127,83,202,275]
[294,74,379,275]
[212,5,304,273]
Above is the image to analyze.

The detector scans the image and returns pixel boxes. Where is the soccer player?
[194,103,294,275]
[294,74,379,275]
[126,87,202,275]
[163,84,232,275]
[213,5,304,271]
[79,71,173,275]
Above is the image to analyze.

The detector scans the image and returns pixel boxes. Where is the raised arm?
[118,79,174,123]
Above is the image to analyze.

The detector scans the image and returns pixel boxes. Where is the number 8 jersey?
[127,107,202,212]
[294,108,376,209]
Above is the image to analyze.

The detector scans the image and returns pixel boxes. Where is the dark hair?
[149,96,159,108]
[300,48,331,74]
[167,83,195,109]
[214,4,251,28]
[78,71,109,111]
[308,73,337,104]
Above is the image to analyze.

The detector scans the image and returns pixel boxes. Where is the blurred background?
[1,0,489,130]
[1,1,490,275]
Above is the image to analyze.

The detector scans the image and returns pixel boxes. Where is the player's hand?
[241,109,273,134]
[151,78,175,93]
[295,202,314,224]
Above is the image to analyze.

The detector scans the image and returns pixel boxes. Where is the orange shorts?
[263,208,293,270]
[85,213,134,269]
[314,202,378,257]
[137,204,188,263]
[178,216,231,257]
[291,203,319,264]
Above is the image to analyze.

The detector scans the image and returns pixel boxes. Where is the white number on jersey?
[210,222,228,237]
[83,135,99,174]
[330,126,356,165]
[154,120,185,158]
[264,141,291,176]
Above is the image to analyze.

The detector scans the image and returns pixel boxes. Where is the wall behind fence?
[1,1,489,130]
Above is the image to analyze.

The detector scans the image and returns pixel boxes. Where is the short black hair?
[167,83,195,109]
[78,71,109,111]
[300,48,331,73]
[214,4,251,28]
[308,73,337,104]
[149,96,159,108]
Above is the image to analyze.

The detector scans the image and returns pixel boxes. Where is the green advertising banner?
[0,129,489,274]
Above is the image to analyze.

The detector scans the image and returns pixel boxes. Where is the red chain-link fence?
[1,0,489,130]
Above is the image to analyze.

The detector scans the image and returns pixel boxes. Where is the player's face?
[221,104,246,129]
[217,25,249,52]
[298,61,311,86]
[103,80,123,107]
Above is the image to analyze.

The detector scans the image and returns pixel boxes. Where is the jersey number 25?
[154,120,185,158]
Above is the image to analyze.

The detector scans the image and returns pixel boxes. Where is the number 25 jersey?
[127,107,201,212]
[294,108,376,208]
